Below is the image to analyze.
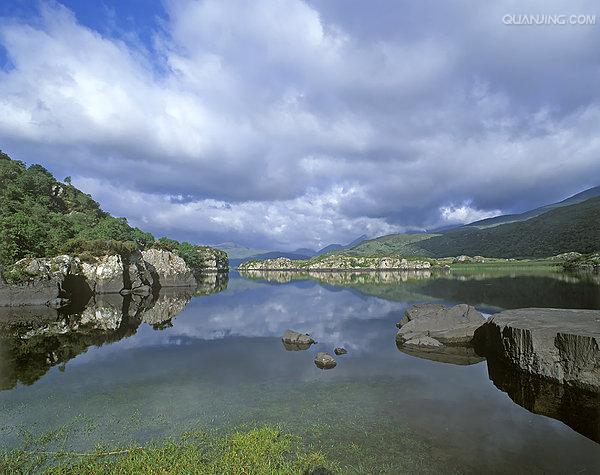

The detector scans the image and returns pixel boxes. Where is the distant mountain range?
[219,234,369,267]
[336,186,600,259]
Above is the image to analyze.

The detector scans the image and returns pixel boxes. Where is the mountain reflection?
[240,269,600,310]
[0,274,228,391]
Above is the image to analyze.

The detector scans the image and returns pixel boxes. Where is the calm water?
[0,270,599,473]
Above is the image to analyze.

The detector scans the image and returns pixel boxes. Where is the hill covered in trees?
[0,151,215,270]
[417,196,600,258]
[337,194,600,259]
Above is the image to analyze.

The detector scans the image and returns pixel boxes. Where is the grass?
[0,426,335,474]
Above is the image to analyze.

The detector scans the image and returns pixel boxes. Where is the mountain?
[227,235,368,267]
[214,242,271,259]
[457,185,600,230]
[335,233,437,257]
[340,186,600,259]
[317,234,369,254]
[417,195,600,258]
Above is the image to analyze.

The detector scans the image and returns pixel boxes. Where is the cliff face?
[474,308,600,392]
[239,255,432,271]
[0,247,227,307]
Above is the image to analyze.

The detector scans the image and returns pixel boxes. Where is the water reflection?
[395,340,485,366]
[1,269,598,458]
[484,358,600,444]
[240,269,600,310]
[0,274,228,391]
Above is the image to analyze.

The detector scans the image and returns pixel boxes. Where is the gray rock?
[314,352,337,369]
[141,249,197,288]
[334,347,347,355]
[396,303,486,345]
[473,308,600,392]
[281,329,315,350]
[82,255,126,294]
[404,335,443,348]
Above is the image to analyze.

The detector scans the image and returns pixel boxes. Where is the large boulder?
[195,247,229,272]
[81,255,126,294]
[473,308,600,392]
[141,249,197,288]
[396,303,486,346]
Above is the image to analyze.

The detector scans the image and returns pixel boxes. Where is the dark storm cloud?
[0,0,599,249]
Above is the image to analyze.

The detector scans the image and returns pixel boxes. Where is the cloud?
[1,0,599,248]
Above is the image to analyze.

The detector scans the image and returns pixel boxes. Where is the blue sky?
[1,0,599,250]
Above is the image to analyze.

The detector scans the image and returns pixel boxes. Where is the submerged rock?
[396,303,486,346]
[314,352,337,369]
[281,329,315,350]
[473,308,600,392]
[334,347,347,355]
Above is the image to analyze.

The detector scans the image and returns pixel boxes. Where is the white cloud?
[440,202,502,225]
[1,0,600,248]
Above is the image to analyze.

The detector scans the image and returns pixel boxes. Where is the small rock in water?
[334,347,347,355]
[281,329,315,351]
[314,352,337,369]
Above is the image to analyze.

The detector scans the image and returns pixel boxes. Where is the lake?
[1,269,599,473]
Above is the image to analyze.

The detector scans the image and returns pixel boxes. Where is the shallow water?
[1,270,599,473]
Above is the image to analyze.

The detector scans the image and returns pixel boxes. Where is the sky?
[1,0,599,251]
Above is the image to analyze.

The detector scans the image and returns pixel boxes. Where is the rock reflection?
[0,278,227,390]
[239,269,434,284]
[395,340,485,366]
[484,358,600,444]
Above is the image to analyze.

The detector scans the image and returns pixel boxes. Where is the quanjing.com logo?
[502,14,597,25]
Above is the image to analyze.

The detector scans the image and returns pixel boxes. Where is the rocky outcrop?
[281,329,315,351]
[82,255,126,294]
[473,308,600,392]
[396,303,486,346]
[141,249,197,288]
[195,247,229,272]
[0,248,218,307]
[240,256,432,271]
[334,347,347,355]
[0,256,88,307]
[314,352,337,369]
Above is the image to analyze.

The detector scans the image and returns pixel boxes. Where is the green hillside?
[418,196,600,258]
[336,233,437,257]
[0,151,214,269]
[464,185,600,229]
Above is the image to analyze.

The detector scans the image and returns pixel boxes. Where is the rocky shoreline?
[239,255,433,271]
[395,304,600,393]
[0,247,228,308]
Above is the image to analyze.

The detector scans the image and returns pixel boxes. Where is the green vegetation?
[563,251,600,273]
[418,196,600,258]
[333,233,436,257]
[0,151,218,271]
[0,426,333,474]
[338,197,600,260]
